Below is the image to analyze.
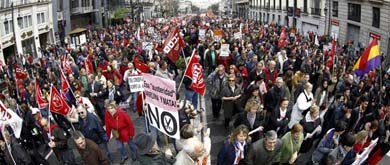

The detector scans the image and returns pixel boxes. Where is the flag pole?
[379,53,384,106]
[177,49,195,91]
[1,127,16,165]
[141,91,150,133]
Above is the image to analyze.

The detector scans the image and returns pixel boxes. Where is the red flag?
[60,68,70,93]
[327,39,337,69]
[134,56,150,73]
[48,85,71,115]
[35,79,48,109]
[278,28,287,48]
[62,55,73,75]
[85,58,94,75]
[163,27,185,62]
[184,50,206,96]
[15,67,28,80]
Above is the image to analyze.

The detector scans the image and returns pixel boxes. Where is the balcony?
[311,8,321,16]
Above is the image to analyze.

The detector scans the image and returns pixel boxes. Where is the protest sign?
[199,29,206,41]
[234,32,242,40]
[220,44,230,57]
[143,74,179,139]
[128,76,144,92]
[142,42,153,51]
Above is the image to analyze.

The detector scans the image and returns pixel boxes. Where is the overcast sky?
[189,0,220,9]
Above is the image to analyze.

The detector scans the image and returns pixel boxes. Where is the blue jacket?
[78,112,107,144]
[217,140,248,165]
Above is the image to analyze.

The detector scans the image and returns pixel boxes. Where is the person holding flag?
[182,49,206,110]
[353,38,381,77]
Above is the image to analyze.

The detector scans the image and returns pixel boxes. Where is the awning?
[236,0,249,4]
[68,28,87,35]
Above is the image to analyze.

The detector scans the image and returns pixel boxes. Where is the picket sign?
[128,76,144,92]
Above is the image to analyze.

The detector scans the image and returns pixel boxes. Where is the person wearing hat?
[134,133,175,165]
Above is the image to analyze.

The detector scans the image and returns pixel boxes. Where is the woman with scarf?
[234,100,265,142]
[217,125,250,165]
[275,123,304,165]
[289,82,314,129]
[299,105,322,153]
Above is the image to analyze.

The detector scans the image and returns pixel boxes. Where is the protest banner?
[128,76,144,92]
[143,74,180,139]
[234,32,242,40]
[220,44,230,57]
[142,42,153,51]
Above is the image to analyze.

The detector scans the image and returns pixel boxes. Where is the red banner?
[35,79,48,109]
[184,50,206,96]
[163,27,184,62]
[134,56,150,73]
[49,85,71,115]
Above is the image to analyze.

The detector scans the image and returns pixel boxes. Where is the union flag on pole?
[60,68,76,106]
[61,55,73,75]
[184,49,206,96]
[163,27,185,62]
[49,85,71,115]
[0,100,23,138]
[133,56,150,73]
[35,79,48,109]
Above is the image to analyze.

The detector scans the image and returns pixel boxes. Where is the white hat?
[31,107,40,115]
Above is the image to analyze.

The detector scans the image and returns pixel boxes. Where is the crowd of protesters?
[0,14,389,165]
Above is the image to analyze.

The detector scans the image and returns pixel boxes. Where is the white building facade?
[0,0,54,63]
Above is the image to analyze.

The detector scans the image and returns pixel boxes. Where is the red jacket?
[105,108,135,142]
[263,67,278,89]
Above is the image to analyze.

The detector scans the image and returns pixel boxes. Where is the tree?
[113,7,131,19]
[208,3,219,12]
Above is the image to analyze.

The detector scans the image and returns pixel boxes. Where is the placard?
[128,76,144,92]
[220,44,230,57]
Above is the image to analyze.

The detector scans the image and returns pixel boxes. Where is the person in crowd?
[228,64,244,88]
[248,61,265,83]
[289,82,314,128]
[326,132,356,165]
[40,118,77,164]
[73,131,110,165]
[217,125,250,165]
[246,130,282,165]
[299,105,322,153]
[267,98,292,136]
[104,100,136,163]
[312,121,347,164]
[293,73,310,102]
[205,44,218,74]
[353,130,369,154]
[276,123,304,165]
[221,74,243,128]
[314,80,329,108]
[87,73,107,123]
[263,60,279,89]
[134,133,175,164]
[0,128,32,165]
[207,65,228,120]
[234,100,265,142]
[264,77,291,113]
[74,90,96,115]
[76,104,112,161]
[174,137,206,165]
[106,79,122,104]
[155,60,174,80]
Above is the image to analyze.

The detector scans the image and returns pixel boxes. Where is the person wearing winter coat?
[73,131,110,165]
[0,129,32,165]
[104,101,136,163]
[217,125,250,165]
[275,123,304,164]
[289,82,314,128]
[312,121,347,164]
[246,130,282,165]
[76,104,112,161]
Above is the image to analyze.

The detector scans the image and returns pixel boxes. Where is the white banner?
[143,74,179,139]
[220,44,230,57]
[142,42,153,51]
[234,32,242,40]
[128,76,144,92]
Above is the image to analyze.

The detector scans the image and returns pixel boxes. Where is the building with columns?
[0,0,54,63]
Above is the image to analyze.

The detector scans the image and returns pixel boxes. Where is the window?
[17,17,23,29]
[332,1,338,17]
[37,13,45,24]
[279,0,281,10]
[0,0,11,8]
[304,0,308,13]
[372,7,380,28]
[348,3,361,22]
[3,20,13,35]
[28,15,32,27]
[273,0,275,9]
[20,0,29,5]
